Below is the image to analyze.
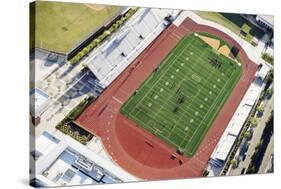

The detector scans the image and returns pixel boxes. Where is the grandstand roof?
[256,63,271,80]
[212,135,236,161]
[87,8,172,87]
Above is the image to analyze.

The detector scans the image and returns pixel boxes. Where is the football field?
[121,33,242,156]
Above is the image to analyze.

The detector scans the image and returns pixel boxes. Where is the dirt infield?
[198,34,220,50]
[218,45,231,58]
[76,17,257,180]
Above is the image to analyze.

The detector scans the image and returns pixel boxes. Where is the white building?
[256,15,273,30]
[31,131,137,187]
[255,63,271,81]
[87,8,176,87]
[30,88,50,117]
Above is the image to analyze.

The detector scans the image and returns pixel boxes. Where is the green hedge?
[66,95,95,121]
[58,124,90,145]
[69,7,139,65]
[262,53,273,65]
[56,95,95,144]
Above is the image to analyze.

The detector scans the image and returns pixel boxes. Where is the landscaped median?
[56,95,96,144]
[69,7,139,65]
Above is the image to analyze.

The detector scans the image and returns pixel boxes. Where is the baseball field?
[30,1,121,53]
[121,33,242,156]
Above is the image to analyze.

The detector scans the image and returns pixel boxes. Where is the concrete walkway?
[174,11,266,64]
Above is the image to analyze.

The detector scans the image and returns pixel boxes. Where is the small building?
[30,131,137,187]
[212,135,237,163]
[255,62,271,81]
[30,88,50,125]
[256,15,273,31]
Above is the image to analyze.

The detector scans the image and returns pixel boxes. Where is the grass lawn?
[121,34,242,157]
[194,11,264,44]
[30,1,120,53]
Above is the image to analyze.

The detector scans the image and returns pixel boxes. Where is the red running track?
[76,18,257,180]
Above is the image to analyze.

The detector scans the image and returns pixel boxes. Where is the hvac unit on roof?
[74,156,93,172]
[93,166,104,180]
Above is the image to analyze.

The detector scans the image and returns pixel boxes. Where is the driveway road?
[258,135,274,173]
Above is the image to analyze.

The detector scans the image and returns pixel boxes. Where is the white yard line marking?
[112,96,122,104]
[123,36,240,154]
[184,69,235,154]
[132,39,194,116]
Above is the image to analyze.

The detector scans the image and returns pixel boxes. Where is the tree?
[262,53,273,65]
[93,38,100,44]
[88,43,94,49]
[231,158,238,168]
[116,20,123,26]
[78,51,84,58]
[250,117,258,128]
[243,131,251,140]
[266,69,273,83]
[102,31,109,38]
[256,105,265,116]
[82,47,88,55]
[121,16,126,22]
[104,30,111,35]
[112,23,118,30]
[266,88,273,99]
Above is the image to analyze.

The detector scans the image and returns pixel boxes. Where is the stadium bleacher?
[86,8,173,87]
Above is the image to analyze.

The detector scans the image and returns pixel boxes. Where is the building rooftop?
[32,131,137,187]
[258,15,273,26]
[212,135,237,161]
[256,15,274,29]
[30,88,49,117]
[255,63,271,80]
[87,8,173,87]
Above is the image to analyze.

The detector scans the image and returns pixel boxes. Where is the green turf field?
[121,33,242,157]
[30,1,120,53]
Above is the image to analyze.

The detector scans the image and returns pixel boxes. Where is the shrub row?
[69,8,139,65]
[262,53,274,65]
[66,95,95,121]
[56,95,95,144]
[57,124,90,145]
